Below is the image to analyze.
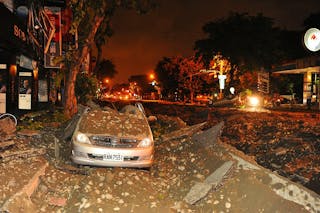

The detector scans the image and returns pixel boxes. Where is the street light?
[230,87,235,95]
[218,74,226,99]
[149,73,155,80]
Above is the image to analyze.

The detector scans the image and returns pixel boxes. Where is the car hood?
[78,108,152,139]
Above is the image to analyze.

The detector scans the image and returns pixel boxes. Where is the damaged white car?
[71,102,154,168]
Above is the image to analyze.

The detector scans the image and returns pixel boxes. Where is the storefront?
[0,3,38,113]
[272,56,320,105]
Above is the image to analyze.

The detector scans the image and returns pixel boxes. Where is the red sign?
[44,7,62,68]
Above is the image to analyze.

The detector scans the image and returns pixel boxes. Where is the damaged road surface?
[0,103,320,212]
[220,110,320,195]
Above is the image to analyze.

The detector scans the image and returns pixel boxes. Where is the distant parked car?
[71,101,154,168]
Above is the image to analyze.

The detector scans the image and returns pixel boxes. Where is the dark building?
[271,56,320,105]
[0,0,70,114]
[0,2,37,113]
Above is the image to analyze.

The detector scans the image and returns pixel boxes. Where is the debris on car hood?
[78,108,151,138]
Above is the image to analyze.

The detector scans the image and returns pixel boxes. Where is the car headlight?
[75,132,91,144]
[138,138,153,148]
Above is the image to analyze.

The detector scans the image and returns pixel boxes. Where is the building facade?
[272,55,320,105]
[0,0,70,113]
[0,2,37,113]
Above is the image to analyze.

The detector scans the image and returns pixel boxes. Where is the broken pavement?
[0,104,320,212]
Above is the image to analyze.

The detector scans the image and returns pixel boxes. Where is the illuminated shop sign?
[13,24,27,42]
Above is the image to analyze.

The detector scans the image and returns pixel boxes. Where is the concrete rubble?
[0,104,319,212]
[221,111,320,194]
[184,160,234,204]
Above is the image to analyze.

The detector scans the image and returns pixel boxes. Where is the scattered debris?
[0,148,46,162]
[0,117,16,141]
[48,196,67,207]
[19,111,46,121]
[221,112,320,194]
[0,140,15,149]
[1,159,48,212]
[54,162,91,176]
[1,103,319,212]
[192,121,224,147]
[17,129,41,137]
[184,161,234,204]
[160,122,206,142]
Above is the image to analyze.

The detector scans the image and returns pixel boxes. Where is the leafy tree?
[94,21,114,74]
[207,53,238,96]
[154,57,180,99]
[303,12,320,29]
[95,59,117,82]
[155,56,204,103]
[208,54,233,81]
[178,56,204,103]
[277,30,307,59]
[75,72,98,104]
[194,12,284,83]
[156,55,238,100]
[238,71,258,92]
[63,0,156,118]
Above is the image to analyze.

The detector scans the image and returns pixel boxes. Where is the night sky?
[103,0,319,84]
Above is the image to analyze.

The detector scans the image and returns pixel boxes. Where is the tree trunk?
[64,65,79,118]
[64,15,104,118]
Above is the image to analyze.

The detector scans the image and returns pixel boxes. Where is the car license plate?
[103,153,124,161]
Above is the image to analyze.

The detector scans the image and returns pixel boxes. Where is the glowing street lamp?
[218,74,226,99]
[149,73,155,80]
[230,87,235,95]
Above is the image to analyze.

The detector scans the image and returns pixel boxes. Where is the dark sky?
[103,0,319,84]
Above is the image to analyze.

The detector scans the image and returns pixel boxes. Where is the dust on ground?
[0,103,319,212]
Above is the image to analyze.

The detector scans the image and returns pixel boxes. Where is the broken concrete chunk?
[0,140,15,149]
[161,122,206,142]
[204,161,234,185]
[192,121,224,146]
[0,148,46,162]
[17,129,41,137]
[184,161,234,205]
[0,117,16,136]
[183,182,214,205]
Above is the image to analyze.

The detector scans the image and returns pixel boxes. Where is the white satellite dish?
[304,28,320,52]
